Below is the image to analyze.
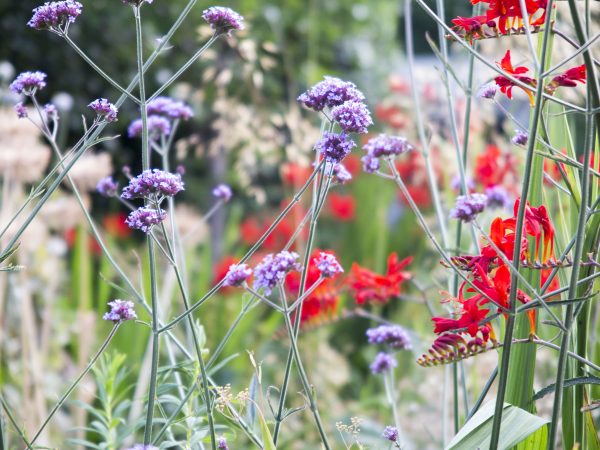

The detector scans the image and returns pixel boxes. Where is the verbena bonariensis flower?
[370,352,397,374]
[147,96,194,120]
[363,134,412,158]
[223,263,252,287]
[96,176,119,197]
[450,193,487,222]
[494,50,536,105]
[315,132,356,164]
[125,207,167,233]
[348,253,412,304]
[366,325,412,350]
[9,71,47,95]
[382,425,400,443]
[27,0,83,32]
[44,103,58,119]
[212,183,233,202]
[103,299,137,323]
[511,129,528,145]
[254,251,301,295]
[202,6,244,35]
[314,252,343,278]
[478,82,497,99]
[450,174,475,193]
[361,154,380,174]
[485,185,511,209]
[331,100,373,134]
[121,169,184,200]
[331,163,352,184]
[127,115,171,140]
[88,98,118,122]
[297,76,365,112]
[217,437,229,450]
[15,102,28,119]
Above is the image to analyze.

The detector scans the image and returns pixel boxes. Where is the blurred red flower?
[328,193,355,221]
[103,212,131,239]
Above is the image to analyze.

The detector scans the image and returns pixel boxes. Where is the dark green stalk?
[489,3,555,448]
[0,395,33,450]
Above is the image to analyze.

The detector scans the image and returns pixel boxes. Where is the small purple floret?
[88,98,118,122]
[450,193,488,222]
[125,207,167,233]
[478,82,497,99]
[331,163,352,184]
[9,71,47,95]
[370,352,397,374]
[212,184,233,202]
[485,185,511,209]
[121,169,184,200]
[511,129,528,146]
[27,0,83,31]
[314,252,343,278]
[361,154,380,174]
[128,115,171,140]
[15,102,28,119]
[96,176,119,197]
[253,251,301,295]
[223,264,252,287]
[366,325,412,350]
[315,132,356,164]
[103,299,136,323]
[382,425,400,442]
[297,76,365,112]
[331,100,373,134]
[202,7,245,35]
[147,96,194,120]
[217,437,229,450]
[363,134,412,158]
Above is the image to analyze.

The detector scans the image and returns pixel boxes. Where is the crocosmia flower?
[494,50,536,105]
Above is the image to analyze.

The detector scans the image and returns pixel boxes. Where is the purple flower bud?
[103,299,136,323]
[122,165,132,179]
[212,184,233,202]
[128,115,171,140]
[314,252,343,278]
[485,185,511,209]
[253,251,301,295]
[125,207,167,233]
[217,437,229,450]
[363,134,412,158]
[450,193,487,223]
[147,96,194,120]
[44,103,58,120]
[96,176,119,197]
[176,165,186,175]
[366,325,412,350]
[223,264,253,287]
[450,174,475,193]
[370,352,397,374]
[88,98,118,122]
[382,426,399,442]
[315,132,356,164]
[331,100,373,134]
[9,71,47,95]
[121,169,184,200]
[478,82,497,99]
[297,76,365,112]
[511,129,528,146]
[15,102,28,119]
[27,1,83,31]
[361,154,380,174]
[331,163,352,184]
[202,7,245,35]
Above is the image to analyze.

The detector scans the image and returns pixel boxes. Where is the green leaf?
[515,424,547,450]
[446,401,549,450]
[533,376,600,401]
[257,409,276,450]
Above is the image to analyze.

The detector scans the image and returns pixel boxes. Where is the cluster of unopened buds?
[417,332,498,367]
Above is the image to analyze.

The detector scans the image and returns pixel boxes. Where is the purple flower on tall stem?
[217,437,229,450]
[27,0,83,32]
[478,82,497,99]
[450,193,487,222]
[485,185,511,209]
[88,98,118,122]
[331,100,373,134]
[363,134,412,158]
[125,207,167,233]
[202,7,245,35]
[96,176,119,197]
[147,96,194,120]
[511,129,528,146]
[9,71,47,95]
[297,76,365,112]
[121,169,184,200]
[369,352,397,374]
[103,299,137,323]
[366,325,412,350]
[382,425,400,442]
[223,264,253,287]
[15,102,28,119]
[128,115,171,140]
[253,251,301,295]
[212,184,233,202]
[361,154,380,174]
[315,132,356,164]
[331,163,352,184]
[314,252,343,278]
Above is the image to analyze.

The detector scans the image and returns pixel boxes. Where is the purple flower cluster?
[314,252,343,278]
[369,352,397,374]
[202,6,245,35]
[330,163,352,184]
[253,251,301,295]
[147,96,194,121]
[297,76,365,112]
[121,169,184,200]
[15,102,28,119]
[128,115,171,140]
[331,100,373,134]
[223,264,252,287]
[363,134,412,158]
[125,207,167,233]
[103,299,137,323]
[9,71,47,95]
[217,437,229,450]
[485,185,511,209]
[450,193,488,222]
[88,98,118,123]
[366,325,412,350]
[315,132,356,164]
[478,82,497,99]
[361,154,380,174]
[44,103,58,120]
[27,0,83,31]
[382,426,400,442]
[511,129,528,146]
[212,184,233,202]
[96,176,119,197]
[450,174,475,193]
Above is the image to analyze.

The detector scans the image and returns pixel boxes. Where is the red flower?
[433,297,490,337]
[546,64,586,93]
[494,50,536,105]
[281,162,312,188]
[451,15,487,42]
[474,144,518,189]
[348,252,412,304]
[473,0,548,34]
[328,193,355,221]
[102,212,131,239]
[213,255,240,291]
